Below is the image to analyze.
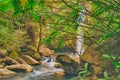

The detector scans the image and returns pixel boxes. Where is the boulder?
[38,45,54,57]
[80,48,100,65]
[0,64,4,68]
[80,47,115,76]
[54,71,65,76]
[20,49,41,61]
[0,63,5,68]
[15,57,27,64]
[54,62,63,68]
[1,57,19,65]
[6,64,33,72]
[32,52,41,61]
[21,55,39,65]
[54,71,65,80]
[0,69,15,78]
[0,69,15,74]
[56,54,81,75]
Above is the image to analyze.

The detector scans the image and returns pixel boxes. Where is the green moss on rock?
[9,50,19,59]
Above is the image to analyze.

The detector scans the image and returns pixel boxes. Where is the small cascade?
[41,56,56,68]
[19,56,64,80]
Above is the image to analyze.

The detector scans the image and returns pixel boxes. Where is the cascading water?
[19,57,64,80]
[0,57,65,80]
[76,5,86,55]
[41,57,56,68]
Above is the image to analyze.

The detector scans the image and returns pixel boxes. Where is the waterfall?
[76,6,86,55]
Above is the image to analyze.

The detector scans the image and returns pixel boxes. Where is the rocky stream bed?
[0,46,117,80]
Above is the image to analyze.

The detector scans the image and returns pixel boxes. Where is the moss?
[9,50,19,59]
[33,52,41,60]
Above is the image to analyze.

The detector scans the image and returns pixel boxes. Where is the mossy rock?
[9,50,19,59]
[33,52,41,60]
[21,55,39,65]
[56,54,81,75]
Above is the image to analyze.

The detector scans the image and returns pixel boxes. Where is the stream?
[1,57,75,80]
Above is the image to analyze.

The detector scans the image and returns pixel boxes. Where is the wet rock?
[54,62,63,68]
[21,55,39,65]
[0,63,5,68]
[54,71,65,76]
[0,64,4,68]
[54,71,65,80]
[1,57,19,65]
[38,45,54,57]
[56,54,81,75]
[5,64,33,72]
[0,69,15,78]
[0,69,15,74]
[15,57,27,64]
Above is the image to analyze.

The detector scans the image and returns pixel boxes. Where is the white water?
[20,57,64,80]
[76,26,84,55]
[76,6,86,55]
[41,57,56,68]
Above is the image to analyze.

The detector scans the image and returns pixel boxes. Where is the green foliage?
[72,63,91,80]
[83,0,120,47]
[84,1,120,77]
[103,71,110,80]
[98,71,111,80]
[102,53,120,73]
[12,0,37,15]
[0,26,27,50]
[113,59,120,73]
[31,12,39,21]
[0,0,13,12]
[117,74,120,80]
[102,53,115,60]
[44,30,60,45]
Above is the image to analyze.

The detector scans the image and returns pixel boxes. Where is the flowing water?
[1,57,75,80]
[76,27,84,55]
[76,5,86,55]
